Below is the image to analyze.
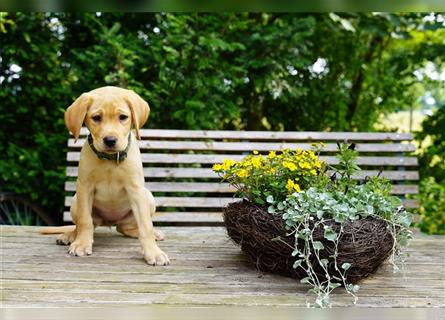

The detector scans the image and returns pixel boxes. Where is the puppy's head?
[65,86,150,153]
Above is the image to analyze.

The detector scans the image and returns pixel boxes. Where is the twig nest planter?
[223,200,394,284]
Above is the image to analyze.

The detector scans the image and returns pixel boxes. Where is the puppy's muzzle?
[103,136,118,148]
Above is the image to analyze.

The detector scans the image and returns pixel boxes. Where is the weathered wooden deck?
[1,225,444,308]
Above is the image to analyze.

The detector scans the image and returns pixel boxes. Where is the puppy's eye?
[92,115,101,122]
[119,115,129,121]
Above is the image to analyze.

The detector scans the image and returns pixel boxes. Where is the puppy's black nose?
[103,136,117,148]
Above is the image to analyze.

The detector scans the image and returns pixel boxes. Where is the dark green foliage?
[1,12,444,224]
[416,177,445,235]
[415,106,445,235]
[417,106,445,183]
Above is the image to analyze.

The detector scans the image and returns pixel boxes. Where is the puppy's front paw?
[68,240,93,256]
[144,247,170,266]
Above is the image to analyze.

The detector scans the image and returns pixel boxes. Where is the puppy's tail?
[40,225,76,234]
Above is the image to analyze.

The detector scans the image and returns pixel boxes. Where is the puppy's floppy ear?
[125,91,150,140]
[65,93,93,141]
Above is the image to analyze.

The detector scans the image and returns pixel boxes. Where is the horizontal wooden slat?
[68,139,416,153]
[63,211,223,223]
[64,198,419,223]
[402,199,419,208]
[67,152,418,167]
[65,181,235,193]
[390,185,419,194]
[64,181,419,195]
[78,127,413,141]
[64,196,238,208]
[64,196,419,209]
[66,166,419,180]
[61,198,420,225]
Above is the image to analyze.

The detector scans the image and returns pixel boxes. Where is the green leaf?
[300,277,311,284]
[320,259,329,267]
[312,241,324,251]
[341,262,351,270]
[293,259,303,269]
[266,195,274,203]
[324,227,337,242]
[329,282,341,289]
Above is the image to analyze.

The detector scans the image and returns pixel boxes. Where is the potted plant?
[213,143,412,307]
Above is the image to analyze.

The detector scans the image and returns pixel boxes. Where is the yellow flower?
[212,164,223,172]
[236,169,249,178]
[286,179,301,192]
[253,150,259,155]
[299,161,310,169]
[286,179,295,191]
[251,157,261,168]
[310,169,317,176]
[283,161,297,171]
[222,159,236,170]
[268,151,276,159]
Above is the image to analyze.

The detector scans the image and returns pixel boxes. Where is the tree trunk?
[346,35,383,129]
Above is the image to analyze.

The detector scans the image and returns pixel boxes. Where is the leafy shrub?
[415,106,445,235]
[416,177,445,235]
[416,106,445,184]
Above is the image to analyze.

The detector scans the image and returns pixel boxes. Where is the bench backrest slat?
[64,129,419,225]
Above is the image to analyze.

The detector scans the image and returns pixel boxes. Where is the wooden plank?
[402,199,420,209]
[64,196,418,209]
[64,181,419,194]
[77,127,413,141]
[65,181,236,193]
[3,289,443,307]
[2,225,441,241]
[4,278,444,297]
[68,139,416,153]
[66,166,419,180]
[62,211,224,223]
[64,196,238,208]
[67,152,419,166]
[2,244,443,277]
[390,184,419,194]
[66,205,422,223]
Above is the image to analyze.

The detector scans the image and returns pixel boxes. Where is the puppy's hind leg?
[56,227,77,245]
[116,214,165,241]
[117,217,165,241]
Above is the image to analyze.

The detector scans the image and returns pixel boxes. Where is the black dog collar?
[87,133,131,164]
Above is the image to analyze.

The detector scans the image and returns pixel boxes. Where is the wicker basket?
[223,200,394,284]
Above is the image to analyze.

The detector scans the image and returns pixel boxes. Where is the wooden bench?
[64,129,419,224]
[6,129,443,309]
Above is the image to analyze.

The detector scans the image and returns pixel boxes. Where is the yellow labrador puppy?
[44,86,169,266]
